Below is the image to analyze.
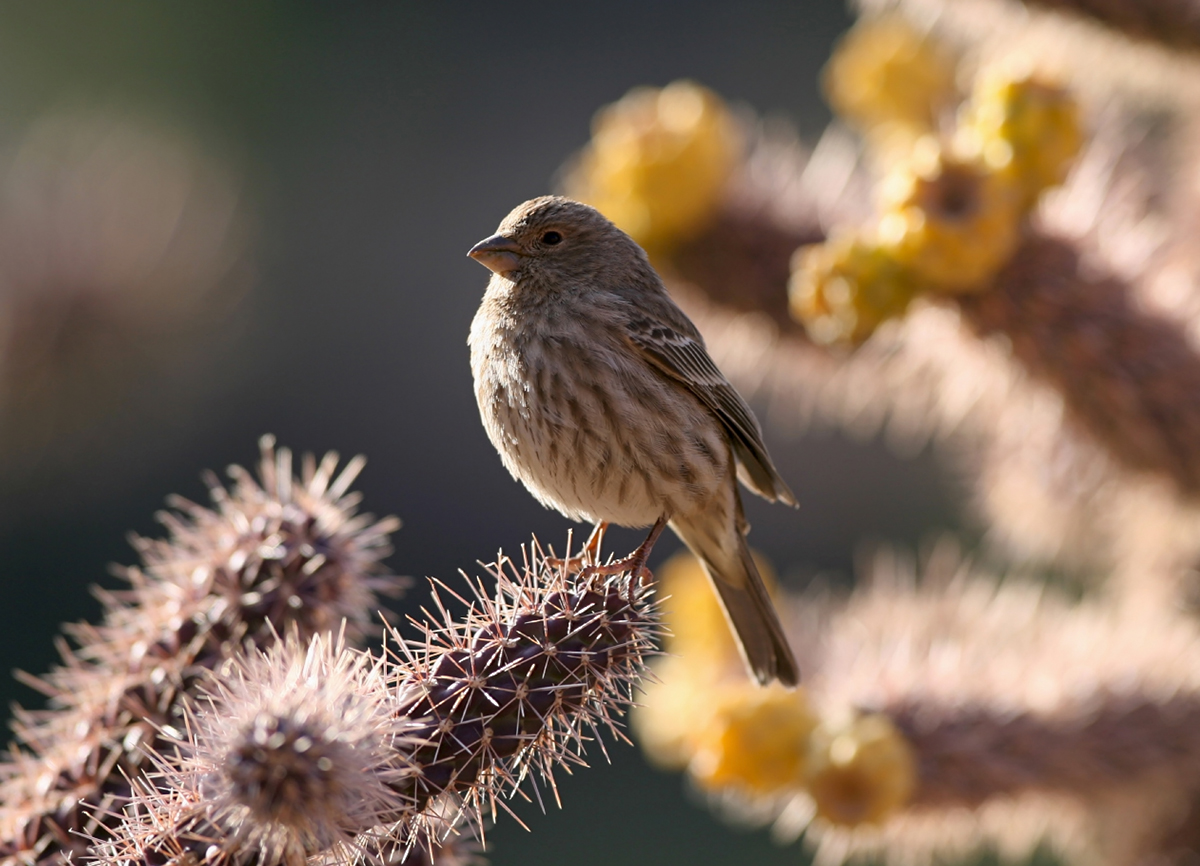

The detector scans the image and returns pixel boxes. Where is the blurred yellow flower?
[789,234,917,345]
[689,683,818,796]
[564,80,739,253]
[632,656,721,771]
[657,550,739,661]
[823,16,956,138]
[806,712,917,826]
[635,550,789,773]
[877,139,1022,293]
[958,72,1083,208]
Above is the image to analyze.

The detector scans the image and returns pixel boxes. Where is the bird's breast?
[469,299,730,526]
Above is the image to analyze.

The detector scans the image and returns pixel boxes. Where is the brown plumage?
[467,195,799,686]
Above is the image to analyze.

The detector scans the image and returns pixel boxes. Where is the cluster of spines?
[97,540,659,866]
[133,437,404,647]
[0,437,404,866]
[391,544,657,819]
[98,631,413,866]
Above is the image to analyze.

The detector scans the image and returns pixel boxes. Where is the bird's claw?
[547,554,588,576]
[578,559,654,601]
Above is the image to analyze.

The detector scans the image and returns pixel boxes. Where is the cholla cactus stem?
[959,233,1200,494]
[386,540,660,830]
[98,539,660,866]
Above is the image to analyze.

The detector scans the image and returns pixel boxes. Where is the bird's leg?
[581,520,609,563]
[548,521,609,575]
[579,515,668,598]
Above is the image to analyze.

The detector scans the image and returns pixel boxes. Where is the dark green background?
[0,4,967,864]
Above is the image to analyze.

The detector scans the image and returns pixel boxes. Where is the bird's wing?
[626,311,797,506]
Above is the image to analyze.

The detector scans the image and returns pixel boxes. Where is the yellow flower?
[636,550,790,772]
[633,656,721,771]
[564,80,739,253]
[806,712,917,826]
[823,16,956,137]
[657,551,736,660]
[789,235,918,345]
[689,683,818,795]
[958,72,1082,208]
[877,138,1022,293]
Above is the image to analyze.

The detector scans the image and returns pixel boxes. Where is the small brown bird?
[467,196,799,686]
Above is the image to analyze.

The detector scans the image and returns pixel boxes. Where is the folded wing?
[626,312,797,507]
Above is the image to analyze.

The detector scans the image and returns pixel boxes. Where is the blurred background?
[0,4,970,865]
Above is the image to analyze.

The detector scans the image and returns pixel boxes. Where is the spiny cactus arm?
[96,541,660,866]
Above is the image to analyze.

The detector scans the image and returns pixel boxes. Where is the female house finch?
[467,196,799,686]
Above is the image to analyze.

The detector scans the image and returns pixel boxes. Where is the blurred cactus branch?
[1019,0,1200,52]
[637,544,1200,864]
[0,112,253,499]
[894,692,1200,808]
[669,203,821,330]
[667,161,1200,498]
[959,233,1200,494]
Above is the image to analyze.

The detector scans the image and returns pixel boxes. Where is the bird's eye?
[541,230,562,245]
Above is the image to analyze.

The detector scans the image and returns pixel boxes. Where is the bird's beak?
[468,234,525,276]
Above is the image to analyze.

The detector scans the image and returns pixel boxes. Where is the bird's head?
[468,196,652,289]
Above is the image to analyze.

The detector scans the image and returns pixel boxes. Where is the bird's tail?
[671,516,800,687]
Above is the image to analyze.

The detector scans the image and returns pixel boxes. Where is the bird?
[466,195,799,687]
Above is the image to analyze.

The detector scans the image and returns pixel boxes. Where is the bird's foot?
[579,556,654,592]
[580,515,667,601]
